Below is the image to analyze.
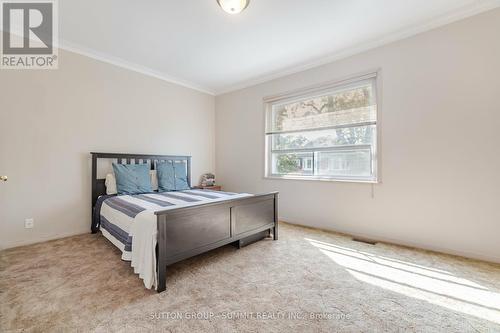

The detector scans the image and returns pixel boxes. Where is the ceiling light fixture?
[217,0,250,14]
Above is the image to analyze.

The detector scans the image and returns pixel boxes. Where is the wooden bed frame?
[90,152,278,292]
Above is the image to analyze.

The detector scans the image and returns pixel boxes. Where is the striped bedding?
[97,189,252,289]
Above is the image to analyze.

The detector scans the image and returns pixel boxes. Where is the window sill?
[264,175,379,184]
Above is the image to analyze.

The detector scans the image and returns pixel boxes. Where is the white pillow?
[150,169,158,191]
[105,173,117,195]
[105,170,158,195]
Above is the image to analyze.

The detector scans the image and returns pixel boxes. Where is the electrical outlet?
[24,218,34,229]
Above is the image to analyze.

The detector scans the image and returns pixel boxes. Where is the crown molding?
[215,0,500,95]
[58,40,215,95]
[10,1,498,96]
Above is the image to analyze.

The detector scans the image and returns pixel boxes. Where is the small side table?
[193,185,222,191]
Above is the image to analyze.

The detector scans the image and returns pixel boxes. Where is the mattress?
[95,189,252,289]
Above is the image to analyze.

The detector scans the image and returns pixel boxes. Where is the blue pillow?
[156,161,175,192]
[173,161,190,190]
[112,163,152,195]
[157,161,190,191]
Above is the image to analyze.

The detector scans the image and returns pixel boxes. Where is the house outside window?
[264,72,379,182]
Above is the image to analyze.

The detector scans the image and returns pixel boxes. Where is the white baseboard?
[0,229,90,251]
[3,220,499,265]
[280,218,500,265]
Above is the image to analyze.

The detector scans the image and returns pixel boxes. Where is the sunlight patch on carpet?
[306,238,500,324]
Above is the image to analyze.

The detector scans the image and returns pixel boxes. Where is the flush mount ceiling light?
[217,0,250,14]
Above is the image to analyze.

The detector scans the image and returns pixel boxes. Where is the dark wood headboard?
[90,152,192,208]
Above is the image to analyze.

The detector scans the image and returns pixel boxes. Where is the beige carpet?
[1,223,500,332]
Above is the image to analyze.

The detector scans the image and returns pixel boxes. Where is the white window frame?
[263,70,381,183]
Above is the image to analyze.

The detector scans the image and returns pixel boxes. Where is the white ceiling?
[59,0,500,95]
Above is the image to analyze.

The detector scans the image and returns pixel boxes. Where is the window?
[265,73,378,182]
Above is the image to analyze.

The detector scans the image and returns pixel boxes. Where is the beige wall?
[0,50,215,249]
[215,9,500,263]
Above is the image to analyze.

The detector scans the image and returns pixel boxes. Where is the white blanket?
[99,190,252,289]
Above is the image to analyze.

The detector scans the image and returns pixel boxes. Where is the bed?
[91,152,278,292]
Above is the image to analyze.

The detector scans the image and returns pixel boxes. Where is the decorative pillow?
[105,170,158,195]
[156,161,176,192]
[105,173,118,195]
[173,161,190,190]
[157,161,190,191]
[150,170,158,191]
[112,163,152,195]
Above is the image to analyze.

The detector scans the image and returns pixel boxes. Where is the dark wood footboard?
[155,192,278,292]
